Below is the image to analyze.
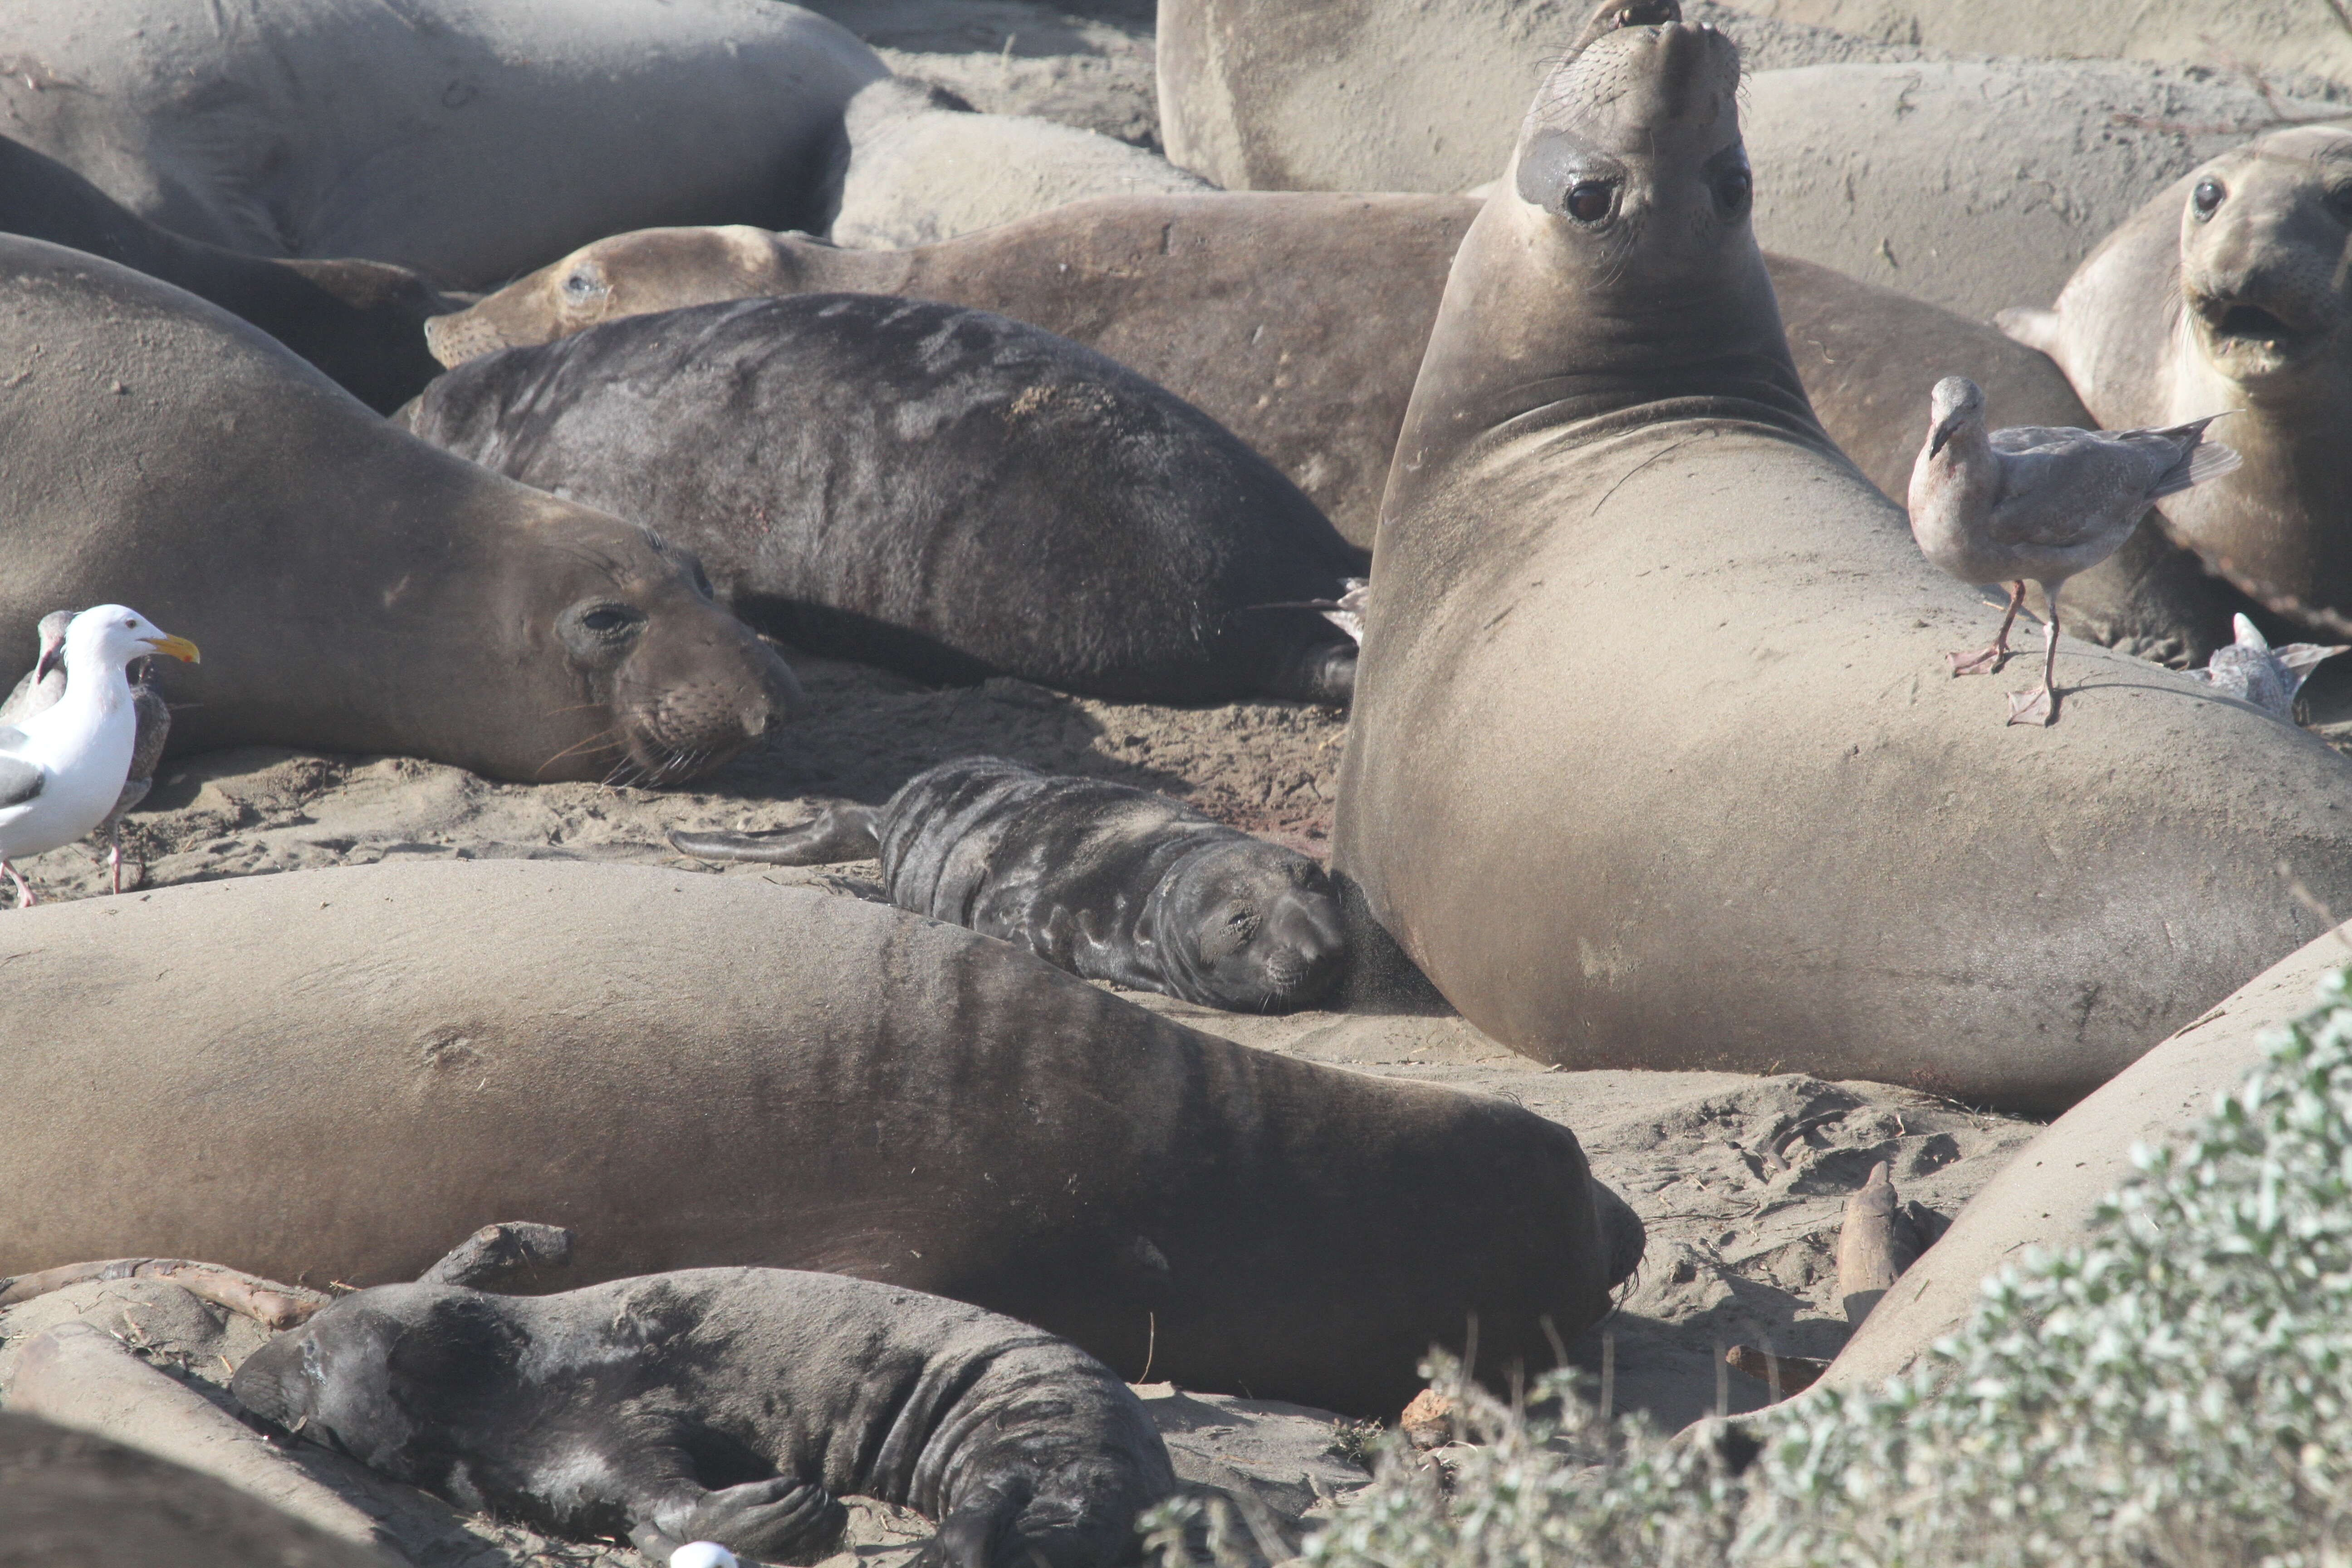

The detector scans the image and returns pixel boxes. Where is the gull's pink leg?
[1950,581,2025,676]
[2009,587,2061,726]
[109,836,124,895]
[4,860,33,908]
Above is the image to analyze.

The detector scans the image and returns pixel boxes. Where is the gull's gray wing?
[1983,425,2211,552]
[0,749,44,811]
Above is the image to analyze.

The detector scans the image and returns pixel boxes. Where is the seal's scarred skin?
[1332,23,2352,1114]
[671,757,1346,1012]
[405,295,1362,706]
[2001,127,2352,627]
[0,237,799,784]
[233,1269,1176,1568]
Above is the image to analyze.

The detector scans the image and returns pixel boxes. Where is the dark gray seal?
[404,294,1363,706]
[231,1267,1176,1566]
[670,756,1345,1012]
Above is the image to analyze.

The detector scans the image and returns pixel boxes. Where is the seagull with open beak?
[1908,376,2240,725]
[0,605,199,906]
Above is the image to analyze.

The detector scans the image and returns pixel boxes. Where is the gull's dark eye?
[1716,166,1752,212]
[2192,179,2226,221]
[1566,180,1616,223]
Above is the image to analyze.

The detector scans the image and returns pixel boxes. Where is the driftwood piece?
[1837,1160,1923,1325]
[0,1259,326,1330]
[1723,1344,1829,1398]
[416,1221,574,1289]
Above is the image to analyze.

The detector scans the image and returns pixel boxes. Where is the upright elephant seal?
[0,859,1641,1415]
[0,131,453,414]
[2001,127,2352,625]
[233,1268,1176,1567]
[0,237,799,784]
[415,200,2247,656]
[0,0,885,288]
[407,295,1362,705]
[671,756,1345,1012]
[1332,23,2352,1113]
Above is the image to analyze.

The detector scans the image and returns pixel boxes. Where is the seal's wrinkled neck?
[1381,24,1818,521]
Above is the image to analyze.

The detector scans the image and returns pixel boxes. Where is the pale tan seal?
[1330,21,2352,1114]
[2001,126,2352,626]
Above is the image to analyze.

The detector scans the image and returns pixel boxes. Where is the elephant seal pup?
[232,1268,1176,1567]
[416,204,2248,653]
[0,859,1640,1416]
[407,295,1361,705]
[2001,127,2352,625]
[0,0,885,288]
[0,237,798,784]
[1331,23,2352,1113]
[671,756,1345,1012]
[0,132,453,414]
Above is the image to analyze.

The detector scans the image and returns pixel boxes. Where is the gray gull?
[1907,376,2241,726]
[2189,613,2344,720]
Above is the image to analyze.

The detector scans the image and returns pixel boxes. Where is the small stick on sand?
[417,1221,575,1289]
[1724,1345,1829,1398]
[1837,1160,1921,1325]
[0,1259,327,1330]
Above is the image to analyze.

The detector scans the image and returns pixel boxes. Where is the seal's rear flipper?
[633,1476,846,1564]
[668,805,884,866]
[1264,642,1355,707]
[419,1222,574,1289]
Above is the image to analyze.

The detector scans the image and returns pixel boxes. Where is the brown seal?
[2001,127,2352,627]
[0,236,798,784]
[0,858,1644,1416]
[1330,21,2352,1114]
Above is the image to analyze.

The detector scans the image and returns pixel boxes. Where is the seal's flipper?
[637,1476,846,1563]
[668,805,883,866]
[1264,641,1355,707]
[1994,305,2063,357]
[418,1221,573,1289]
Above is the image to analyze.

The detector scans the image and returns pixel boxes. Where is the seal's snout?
[1257,882,1348,1006]
[1592,1180,1646,1291]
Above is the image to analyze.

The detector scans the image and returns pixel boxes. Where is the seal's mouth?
[2190,288,2334,375]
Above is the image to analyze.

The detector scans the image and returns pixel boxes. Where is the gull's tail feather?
[2146,414,2244,500]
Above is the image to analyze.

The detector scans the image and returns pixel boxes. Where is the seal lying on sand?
[416,202,2248,658]
[407,295,1362,705]
[2001,127,2352,625]
[671,757,1345,1012]
[1331,22,2352,1114]
[0,859,1642,1415]
[233,1268,1176,1567]
[0,0,886,287]
[0,237,798,784]
[0,132,453,414]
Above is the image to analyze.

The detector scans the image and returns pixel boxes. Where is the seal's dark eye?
[2328,185,2352,223]
[1716,167,1752,211]
[562,269,601,299]
[2192,179,2226,220]
[1565,180,1616,223]
[580,607,633,633]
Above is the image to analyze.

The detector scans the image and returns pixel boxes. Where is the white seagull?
[1907,376,2241,726]
[1,609,178,892]
[0,605,199,907]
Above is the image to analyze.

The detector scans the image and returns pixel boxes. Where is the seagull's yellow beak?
[143,634,201,664]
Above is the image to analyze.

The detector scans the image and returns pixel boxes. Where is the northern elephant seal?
[0,237,799,784]
[407,294,1361,705]
[814,76,1210,250]
[232,1268,1176,1566]
[1330,22,2352,1113]
[0,0,886,288]
[1156,0,2338,318]
[416,201,2248,655]
[1815,925,2347,1392]
[2000,127,2352,625]
[0,1409,394,1568]
[0,858,1641,1415]
[0,132,453,414]
[670,756,1346,1012]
